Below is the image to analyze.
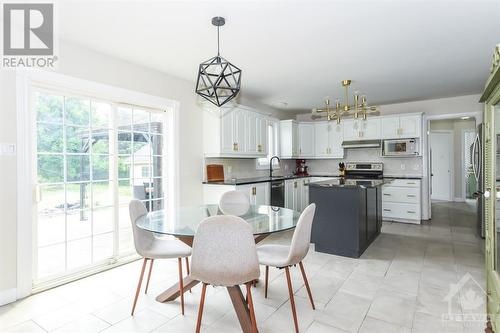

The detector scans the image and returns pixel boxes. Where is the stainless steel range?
[345,162,383,179]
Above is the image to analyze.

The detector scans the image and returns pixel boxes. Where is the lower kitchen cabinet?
[382,178,421,223]
[203,183,270,206]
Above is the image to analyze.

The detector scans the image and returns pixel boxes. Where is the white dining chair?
[218,190,250,216]
[190,215,260,333]
[129,200,192,316]
[256,203,316,333]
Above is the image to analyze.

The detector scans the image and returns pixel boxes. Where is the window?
[34,88,168,285]
[257,119,280,169]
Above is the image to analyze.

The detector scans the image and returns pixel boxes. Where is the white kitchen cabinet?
[203,106,268,158]
[382,178,421,223]
[202,182,270,205]
[298,123,315,157]
[280,120,299,158]
[381,114,422,139]
[343,118,380,141]
[257,116,268,155]
[285,178,301,211]
[400,115,421,138]
[314,122,344,158]
[298,177,310,211]
[246,112,258,155]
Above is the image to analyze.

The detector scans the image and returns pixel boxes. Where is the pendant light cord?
[217,25,220,56]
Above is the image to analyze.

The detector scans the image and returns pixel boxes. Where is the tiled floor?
[0,201,485,332]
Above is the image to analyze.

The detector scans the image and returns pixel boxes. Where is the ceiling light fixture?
[312,80,380,123]
[195,16,242,107]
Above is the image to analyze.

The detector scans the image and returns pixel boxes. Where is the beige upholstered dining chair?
[190,215,260,333]
[256,203,316,333]
[218,190,250,216]
[129,200,192,316]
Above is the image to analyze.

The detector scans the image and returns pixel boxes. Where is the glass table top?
[136,204,301,237]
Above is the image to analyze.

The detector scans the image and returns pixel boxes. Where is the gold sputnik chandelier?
[312,80,380,123]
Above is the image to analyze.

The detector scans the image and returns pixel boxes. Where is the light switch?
[0,143,16,156]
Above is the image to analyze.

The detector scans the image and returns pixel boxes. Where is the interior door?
[430,132,453,201]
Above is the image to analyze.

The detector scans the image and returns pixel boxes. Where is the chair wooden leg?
[185,257,192,293]
[131,258,148,315]
[264,266,269,298]
[185,257,190,275]
[298,262,315,310]
[196,283,208,333]
[246,283,258,333]
[285,266,299,333]
[144,259,154,294]
[178,258,185,315]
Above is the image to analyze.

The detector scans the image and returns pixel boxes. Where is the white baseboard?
[454,197,466,202]
[0,288,17,306]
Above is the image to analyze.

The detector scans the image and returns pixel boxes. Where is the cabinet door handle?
[407,194,416,198]
[407,210,416,214]
[252,187,256,195]
[383,209,391,212]
[407,182,416,185]
[383,193,391,196]
[294,182,297,188]
[233,143,237,151]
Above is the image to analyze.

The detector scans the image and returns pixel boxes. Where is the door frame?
[16,70,180,299]
[424,112,482,219]
[429,130,454,201]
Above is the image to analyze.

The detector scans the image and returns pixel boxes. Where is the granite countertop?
[309,178,393,189]
[203,174,339,186]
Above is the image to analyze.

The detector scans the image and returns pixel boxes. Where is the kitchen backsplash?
[204,148,422,181]
[304,148,423,176]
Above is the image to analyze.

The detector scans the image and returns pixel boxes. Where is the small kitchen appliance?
[294,159,309,176]
[382,138,419,156]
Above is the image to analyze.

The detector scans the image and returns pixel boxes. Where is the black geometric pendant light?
[195,16,242,107]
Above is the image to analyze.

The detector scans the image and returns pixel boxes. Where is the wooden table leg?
[156,276,200,302]
[227,286,258,333]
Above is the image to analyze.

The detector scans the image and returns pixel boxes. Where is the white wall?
[0,41,283,300]
[430,118,476,200]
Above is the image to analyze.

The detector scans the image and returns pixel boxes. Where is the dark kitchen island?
[309,178,388,258]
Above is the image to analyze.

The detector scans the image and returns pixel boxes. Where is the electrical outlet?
[227,166,232,173]
[413,164,420,171]
[400,164,406,170]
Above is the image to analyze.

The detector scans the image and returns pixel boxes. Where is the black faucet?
[269,155,281,178]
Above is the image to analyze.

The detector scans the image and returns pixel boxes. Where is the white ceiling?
[58,0,500,113]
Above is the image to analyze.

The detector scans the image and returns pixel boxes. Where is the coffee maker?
[294,159,309,176]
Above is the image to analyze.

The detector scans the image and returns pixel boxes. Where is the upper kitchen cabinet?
[280,120,299,158]
[381,114,422,139]
[314,121,344,158]
[298,123,315,157]
[203,106,268,158]
[246,112,268,155]
[343,118,381,141]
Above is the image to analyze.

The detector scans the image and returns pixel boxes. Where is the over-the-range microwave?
[382,138,419,156]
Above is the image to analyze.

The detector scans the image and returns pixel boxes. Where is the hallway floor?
[0,201,485,332]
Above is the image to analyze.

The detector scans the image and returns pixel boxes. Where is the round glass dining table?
[136,204,301,238]
[136,204,300,333]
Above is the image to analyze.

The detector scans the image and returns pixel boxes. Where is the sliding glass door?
[34,88,167,286]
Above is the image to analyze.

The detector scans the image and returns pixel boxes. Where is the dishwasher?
[270,180,285,207]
